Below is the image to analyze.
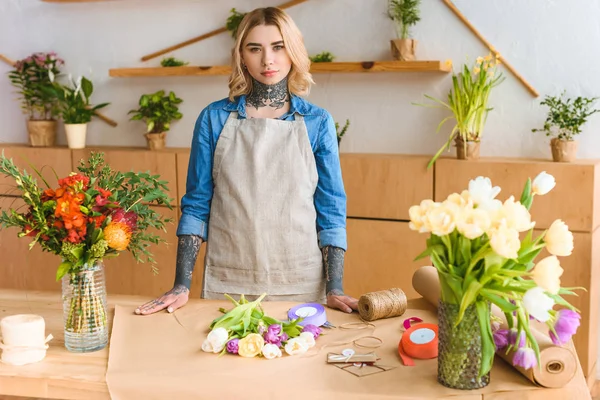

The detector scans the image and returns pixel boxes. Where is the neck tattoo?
[246,77,289,110]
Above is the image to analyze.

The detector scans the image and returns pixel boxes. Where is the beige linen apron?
[202,111,325,302]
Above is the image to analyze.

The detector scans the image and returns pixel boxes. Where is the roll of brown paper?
[412,266,577,388]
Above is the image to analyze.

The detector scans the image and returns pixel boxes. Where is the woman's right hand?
[135,284,190,315]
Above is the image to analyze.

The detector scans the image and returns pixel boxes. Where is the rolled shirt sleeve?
[313,111,348,250]
[176,108,214,240]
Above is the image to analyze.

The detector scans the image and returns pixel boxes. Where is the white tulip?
[489,223,521,259]
[298,332,316,348]
[523,287,555,322]
[499,196,535,232]
[468,176,501,206]
[532,172,556,196]
[456,207,491,239]
[531,255,564,295]
[205,327,229,353]
[262,343,282,359]
[545,220,574,256]
[284,337,309,356]
[201,339,214,353]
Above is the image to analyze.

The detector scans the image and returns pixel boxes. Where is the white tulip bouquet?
[409,172,581,377]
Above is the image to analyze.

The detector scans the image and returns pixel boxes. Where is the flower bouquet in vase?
[202,294,322,359]
[409,172,581,389]
[0,152,173,352]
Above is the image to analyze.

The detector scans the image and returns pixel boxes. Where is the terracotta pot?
[391,39,417,61]
[65,124,88,149]
[550,138,577,162]
[145,132,166,150]
[27,120,57,147]
[455,137,480,160]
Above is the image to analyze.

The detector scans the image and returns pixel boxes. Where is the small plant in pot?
[335,119,350,146]
[8,52,64,147]
[532,91,600,163]
[128,90,183,150]
[387,0,421,61]
[415,54,505,168]
[50,75,110,149]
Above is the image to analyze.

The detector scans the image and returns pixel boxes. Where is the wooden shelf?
[108,61,451,78]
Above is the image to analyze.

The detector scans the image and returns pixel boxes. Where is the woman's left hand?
[327,292,358,313]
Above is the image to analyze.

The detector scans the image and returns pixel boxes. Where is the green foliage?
[46,75,110,124]
[8,52,64,120]
[388,0,421,39]
[414,55,505,169]
[128,90,183,134]
[335,119,350,145]
[531,91,600,141]
[210,293,304,341]
[310,52,335,63]
[160,57,189,67]
[226,8,247,39]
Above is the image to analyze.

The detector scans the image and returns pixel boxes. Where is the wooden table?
[0,290,593,400]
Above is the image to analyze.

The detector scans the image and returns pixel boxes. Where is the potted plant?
[335,119,350,146]
[387,0,421,61]
[161,57,188,67]
[8,52,64,147]
[128,90,183,150]
[409,173,581,389]
[415,54,505,168]
[50,75,110,149]
[0,152,173,353]
[310,52,335,63]
[532,91,600,162]
[226,8,247,38]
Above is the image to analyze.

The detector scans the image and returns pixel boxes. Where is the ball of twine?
[358,288,407,322]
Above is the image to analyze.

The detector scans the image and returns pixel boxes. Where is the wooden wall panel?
[176,151,190,206]
[0,145,72,196]
[340,154,433,220]
[71,148,179,206]
[434,157,599,232]
[344,219,430,299]
[103,206,178,297]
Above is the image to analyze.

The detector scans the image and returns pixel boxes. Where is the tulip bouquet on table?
[409,171,582,389]
[201,294,322,359]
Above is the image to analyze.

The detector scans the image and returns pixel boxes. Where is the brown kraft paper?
[412,266,578,388]
[105,297,592,399]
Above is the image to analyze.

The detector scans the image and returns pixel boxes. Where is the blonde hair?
[228,7,315,101]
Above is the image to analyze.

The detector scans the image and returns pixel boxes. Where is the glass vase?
[61,260,108,353]
[437,300,490,390]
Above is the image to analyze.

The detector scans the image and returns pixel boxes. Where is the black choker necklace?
[246,77,290,110]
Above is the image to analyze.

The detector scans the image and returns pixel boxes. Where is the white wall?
[2,0,600,159]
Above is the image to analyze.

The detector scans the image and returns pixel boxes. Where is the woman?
[135,7,357,315]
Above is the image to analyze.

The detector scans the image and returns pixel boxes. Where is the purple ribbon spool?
[287,303,327,327]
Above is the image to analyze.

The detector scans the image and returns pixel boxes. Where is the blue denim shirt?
[176,94,348,250]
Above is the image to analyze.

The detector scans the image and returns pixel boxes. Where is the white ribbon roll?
[0,314,53,366]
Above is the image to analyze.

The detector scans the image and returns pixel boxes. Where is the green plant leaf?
[56,261,72,281]
[476,300,494,377]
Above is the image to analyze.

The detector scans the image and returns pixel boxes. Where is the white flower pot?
[65,123,88,149]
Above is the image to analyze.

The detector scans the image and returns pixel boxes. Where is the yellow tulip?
[237,333,264,358]
[531,255,564,294]
[545,220,574,256]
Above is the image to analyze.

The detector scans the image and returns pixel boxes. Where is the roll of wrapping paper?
[411,266,577,388]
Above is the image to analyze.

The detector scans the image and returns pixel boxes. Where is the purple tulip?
[513,347,537,369]
[267,324,282,335]
[263,331,282,346]
[302,324,322,339]
[493,329,509,350]
[280,333,289,344]
[226,338,239,354]
[550,309,581,345]
[508,329,526,348]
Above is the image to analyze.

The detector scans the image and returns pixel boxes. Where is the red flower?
[111,208,138,232]
[90,215,106,228]
[58,173,90,190]
[42,188,56,201]
[95,195,109,207]
[97,187,112,198]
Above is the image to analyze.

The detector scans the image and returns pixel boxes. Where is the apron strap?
[294,113,304,121]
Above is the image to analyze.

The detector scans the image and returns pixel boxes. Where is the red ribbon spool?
[398,322,439,366]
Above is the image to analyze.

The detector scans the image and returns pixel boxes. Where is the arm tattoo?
[246,77,289,110]
[173,235,203,291]
[322,246,345,296]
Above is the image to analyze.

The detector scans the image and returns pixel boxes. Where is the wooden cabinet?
[1,145,600,379]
